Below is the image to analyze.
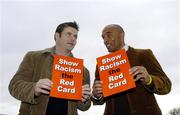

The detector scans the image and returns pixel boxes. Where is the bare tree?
[168,107,180,115]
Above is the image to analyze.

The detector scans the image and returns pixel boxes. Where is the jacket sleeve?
[8,52,39,104]
[76,67,91,111]
[140,49,172,95]
[91,65,106,105]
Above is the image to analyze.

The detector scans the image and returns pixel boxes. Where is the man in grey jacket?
[9,21,91,115]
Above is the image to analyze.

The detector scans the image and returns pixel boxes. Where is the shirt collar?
[42,46,74,57]
[42,47,54,54]
[54,48,73,57]
[122,44,129,51]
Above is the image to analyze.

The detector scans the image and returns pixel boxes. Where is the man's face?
[55,27,78,51]
[102,26,124,52]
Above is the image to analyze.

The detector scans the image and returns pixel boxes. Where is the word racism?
[100,54,127,71]
[54,59,81,74]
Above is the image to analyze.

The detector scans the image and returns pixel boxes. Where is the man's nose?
[104,39,109,45]
[68,34,74,39]
[70,36,76,42]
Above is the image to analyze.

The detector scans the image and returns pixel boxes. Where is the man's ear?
[55,33,60,40]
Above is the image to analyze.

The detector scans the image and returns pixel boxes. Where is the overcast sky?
[0,0,179,114]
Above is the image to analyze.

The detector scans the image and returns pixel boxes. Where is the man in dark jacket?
[91,24,171,115]
[9,21,91,115]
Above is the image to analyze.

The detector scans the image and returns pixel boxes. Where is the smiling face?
[102,25,125,52]
[55,26,78,53]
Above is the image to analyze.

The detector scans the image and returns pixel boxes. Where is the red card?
[50,55,83,100]
[97,49,136,97]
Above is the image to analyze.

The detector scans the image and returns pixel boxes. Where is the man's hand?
[129,66,152,85]
[34,78,53,97]
[81,84,91,103]
[92,80,103,99]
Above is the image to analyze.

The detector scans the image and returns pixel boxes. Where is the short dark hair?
[54,21,79,41]
[55,21,79,33]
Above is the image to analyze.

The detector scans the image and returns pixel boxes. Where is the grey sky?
[1,0,179,114]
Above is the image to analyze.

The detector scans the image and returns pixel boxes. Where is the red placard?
[50,55,83,100]
[96,49,136,97]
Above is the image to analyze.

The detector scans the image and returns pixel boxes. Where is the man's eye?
[73,35,77,39]
[67,33,71,36]
[107,34,111,38]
